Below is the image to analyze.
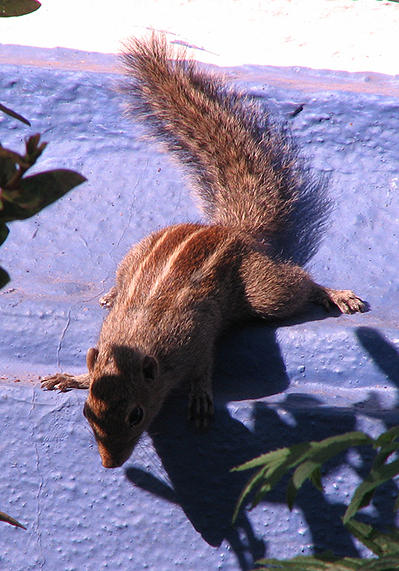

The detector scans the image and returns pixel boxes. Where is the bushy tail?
[120,33,328,263]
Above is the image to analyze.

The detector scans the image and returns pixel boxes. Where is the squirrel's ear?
[87,347,99,372]
[142,355,158,382]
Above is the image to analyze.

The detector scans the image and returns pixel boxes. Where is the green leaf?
[233,432,373,522]
[232,442,314,522]
[253,552,399,570]
[0,265,10,289]
[0,103,30,126]
[0,222,9,246]
[233,446,297,472]
[0,510,26,529]
[0,169,86,222]
[253,551,364,570]
[0,152,18,186]
[0,0,41,17]
[374,426,399,447]
[344,458,399,523]
[288,461,323,509]
[25,133,47,162]
[372,445,399,471]
[344,519,399,558]
[309,467,323,491]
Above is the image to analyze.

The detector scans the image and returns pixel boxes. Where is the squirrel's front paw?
[99,287,117,309]
[41,373,89,392]
[188,388,214,429]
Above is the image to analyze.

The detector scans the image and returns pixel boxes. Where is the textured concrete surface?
[0,45,399,570]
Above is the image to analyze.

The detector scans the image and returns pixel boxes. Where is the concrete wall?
[1,46,399,570]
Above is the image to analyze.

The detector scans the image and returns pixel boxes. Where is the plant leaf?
[287,462,323,510]
[233,432,373,522]
[0,222,9,246]
[309,467,323,491]
[253,551,364,570]
[344,459,399,524]
[344,519,399,558]
[253,552,399,570]
[0,0,41,17]
[232,442,315,522]
[0,510,26,529]
[374,426,399,447]
[0,103,31,125]
[0,265,10,289]
[0,152,18,186]
[25,133,47,162]
[0,169,86,222]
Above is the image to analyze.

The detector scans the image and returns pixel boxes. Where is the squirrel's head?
[83,345,160,468]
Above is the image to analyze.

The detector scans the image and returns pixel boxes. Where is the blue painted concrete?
[0,45,398,570]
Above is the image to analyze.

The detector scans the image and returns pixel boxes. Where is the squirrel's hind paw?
[317,287,365,314]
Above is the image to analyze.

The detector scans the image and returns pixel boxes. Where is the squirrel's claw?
[188,388,214,429]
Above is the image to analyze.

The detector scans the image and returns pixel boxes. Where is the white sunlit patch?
[274,407,297,427]
[226,402,255,431]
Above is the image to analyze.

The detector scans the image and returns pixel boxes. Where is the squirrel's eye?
[128,407,144,427]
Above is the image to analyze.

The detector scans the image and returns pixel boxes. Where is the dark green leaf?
[253,551,364,570]
[372,445,399,471]
[374,426,399,447]
[345,519,399,558]
[254,552,399,570]
[0,146,28,170]
[0,169,86,222]
[288,460,323,509]
[0,265,10,289]
[344,459,399,523]
[0,153,18,186]
[0,222,10,246]
[25,133,46,162]
[0,0,41,17]
[233,446,298,472]
[232,465,269,523]
[0,510,26,529]
[233,432,373,522]
[0,103,31,125]
[360,554,399,571]
[309,467,323,492]
[232,443,318,522]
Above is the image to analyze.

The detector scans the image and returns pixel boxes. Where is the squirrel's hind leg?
[241,252,364,320]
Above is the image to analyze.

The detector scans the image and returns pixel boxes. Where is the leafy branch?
[233,427,399,523]
[233,426,399,570]
[0,0,81,534]
[0,103,30,126]
[0,134,86,288]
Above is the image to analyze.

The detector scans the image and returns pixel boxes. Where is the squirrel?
[42,33,365,468]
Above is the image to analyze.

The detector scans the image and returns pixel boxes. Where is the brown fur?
[42,34,364,468]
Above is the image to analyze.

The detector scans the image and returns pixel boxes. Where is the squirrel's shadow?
[125,323,397,570]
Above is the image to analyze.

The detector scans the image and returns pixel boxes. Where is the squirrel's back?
[120,34,327,261]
